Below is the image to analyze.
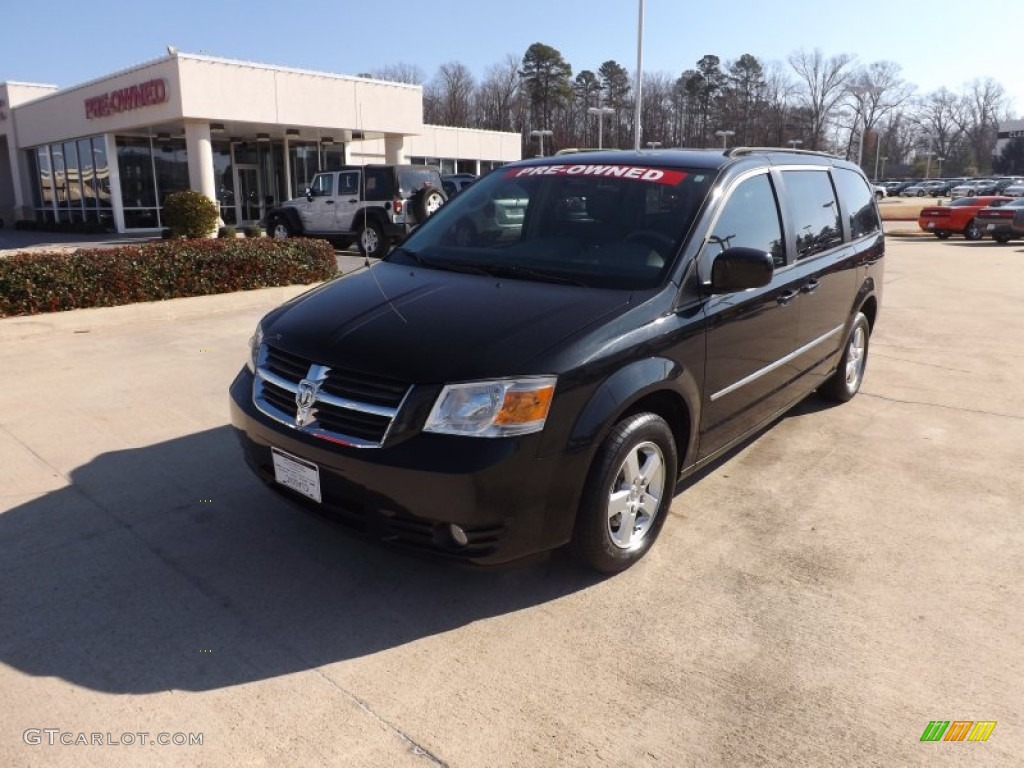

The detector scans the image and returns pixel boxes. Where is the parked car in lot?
[901,182,930,197]
[883,180,915,196]
[442,173,477,199]
[230,147,884,572]
[975,198,1024,243]
[872,184,887,200]
[949,180,984,199]
[995,177,1024,194]
[926,180,956,197]
[970,179,1002,196]
[918,196,1013,239]
[1002,182,1024,197]
[264,164,447,257]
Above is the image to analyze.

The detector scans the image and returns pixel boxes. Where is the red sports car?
[918,196,1012,240]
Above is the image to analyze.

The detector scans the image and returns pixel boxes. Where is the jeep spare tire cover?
[411,188,447,222]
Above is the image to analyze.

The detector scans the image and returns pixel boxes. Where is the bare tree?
[369,62,424,85]
[639,71,674,147]
[760,60,798,147]
[842,61,915,170]
[474,55,523,133]
[917,88,967,167]
[424,62,475,127]
[959,78,1007,173]
[788,49,856,149]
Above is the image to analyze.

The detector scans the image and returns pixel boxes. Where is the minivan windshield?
[390,162,715,289]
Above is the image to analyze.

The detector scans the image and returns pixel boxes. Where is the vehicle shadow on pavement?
[0,426,601,694]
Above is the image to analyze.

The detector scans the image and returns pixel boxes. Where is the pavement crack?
[870,353,971,373]
[0,422,71,483]
[306,669,449,766]
[860,392,1024,421]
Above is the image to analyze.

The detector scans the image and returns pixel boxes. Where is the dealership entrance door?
[234,164,263,224]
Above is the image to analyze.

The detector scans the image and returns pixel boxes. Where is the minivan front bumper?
[228,369,587,565]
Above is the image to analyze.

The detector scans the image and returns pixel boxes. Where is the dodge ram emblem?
[294,363,330,427]
[295,379,320,427]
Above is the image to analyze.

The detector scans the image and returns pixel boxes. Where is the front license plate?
[987,223,995,230]
[271,447,321,503]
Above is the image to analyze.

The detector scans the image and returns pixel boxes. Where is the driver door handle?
[776,290,798,306]
[801,279,820,294]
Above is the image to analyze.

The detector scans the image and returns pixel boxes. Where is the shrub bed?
[0,237,337,317]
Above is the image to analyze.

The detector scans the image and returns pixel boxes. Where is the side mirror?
[709,247,774,293]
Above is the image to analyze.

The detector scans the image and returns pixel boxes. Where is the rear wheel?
[820,312,870,403]
[357,220,387,258]
[935,231,951,240]
[571,412,677,573]
[994,234,1012,244]
[963,219,982,240]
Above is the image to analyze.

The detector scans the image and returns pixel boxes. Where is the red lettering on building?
[84,79,168,119]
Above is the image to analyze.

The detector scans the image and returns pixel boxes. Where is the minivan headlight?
[424,377,556,437]
[247,323,264,373]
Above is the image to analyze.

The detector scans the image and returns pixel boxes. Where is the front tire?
[820,312,870,403]
[994,234,1012,244]
[268,218,292,239]
[571,413,677,574]
[935,231,951,240]
[963,219,982,240]
[357,220,388,258]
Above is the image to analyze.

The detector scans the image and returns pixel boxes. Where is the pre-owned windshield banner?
[505,165,687,185]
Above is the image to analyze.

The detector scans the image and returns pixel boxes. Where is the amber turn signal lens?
[495,386,554,425]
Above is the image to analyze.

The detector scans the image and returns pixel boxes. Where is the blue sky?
[2,0,1019,117]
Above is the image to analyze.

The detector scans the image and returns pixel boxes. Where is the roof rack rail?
[725,146,839,159]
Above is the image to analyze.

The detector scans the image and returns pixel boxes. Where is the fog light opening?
[448,523,469,547]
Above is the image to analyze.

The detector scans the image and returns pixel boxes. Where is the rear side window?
[398,168,442,198]
[704,173,785,267]
[782,170,842,259]
[364,168,392,198]
[833,168,880,239]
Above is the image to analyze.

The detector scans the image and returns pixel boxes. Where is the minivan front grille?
[253,344,410,448]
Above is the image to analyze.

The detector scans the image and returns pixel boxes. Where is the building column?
[282,135,292,201]
[184,121,216,203]
[384,136,405,165]
[104,133,126,233]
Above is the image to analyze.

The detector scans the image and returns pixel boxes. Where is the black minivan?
[229,148,883,572]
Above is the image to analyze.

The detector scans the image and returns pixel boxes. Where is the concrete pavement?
[1,236,1022,766]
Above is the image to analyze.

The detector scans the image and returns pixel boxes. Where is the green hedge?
[0,238,337,317]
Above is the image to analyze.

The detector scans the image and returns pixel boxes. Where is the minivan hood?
[263,262,633,382]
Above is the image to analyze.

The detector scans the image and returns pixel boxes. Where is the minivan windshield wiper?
[475,263,586,286]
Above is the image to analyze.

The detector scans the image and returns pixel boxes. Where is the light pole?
[715,129,735,149]
[787,139,803,150]
[633,0,645,151]
[881,156,888,180]
[937,156,945,177]
[922,151,934,179]
[588,104,615,149]
[530,129,553,157]
[832,109,851,155]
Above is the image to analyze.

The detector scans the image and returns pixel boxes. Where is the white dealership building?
[0,52,521,232]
